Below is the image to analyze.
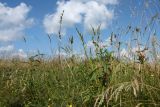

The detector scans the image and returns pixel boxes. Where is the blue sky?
[0,0,159,59]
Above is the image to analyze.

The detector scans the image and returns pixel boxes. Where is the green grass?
[1,27,160,107]
[0,2,160,106]
[0,54,160,107]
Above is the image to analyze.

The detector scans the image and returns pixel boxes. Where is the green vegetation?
[1,25,160,107]
[0,2,160,107]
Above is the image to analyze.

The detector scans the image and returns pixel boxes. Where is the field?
[0,1,160,107]
[1,25,160,107]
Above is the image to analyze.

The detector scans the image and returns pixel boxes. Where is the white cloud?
[0,45,27,59]
[86,36,112,49]
[11,49,27,59]
[84,1,114,30]
[120,48,129,58]
[119,46,150,60]
[44,0,85,34]
[86,40,108,49]
[0,45,14,52]
[43,0,117,35]
[0,2,33,42]
[72,0,118,5]
[55,50,68,57]
[86,40,94,48]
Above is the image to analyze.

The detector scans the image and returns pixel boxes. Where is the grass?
[0,1,160,107]
[0,54,160,107]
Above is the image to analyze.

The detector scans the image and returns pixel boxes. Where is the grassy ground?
[0,52,160,107]
[0,1,160,106]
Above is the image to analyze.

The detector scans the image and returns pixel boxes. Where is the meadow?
[0,2,160,107]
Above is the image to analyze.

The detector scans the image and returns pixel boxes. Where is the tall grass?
[0,0,160,107]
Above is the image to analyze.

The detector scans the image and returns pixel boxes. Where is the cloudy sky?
[0,0,159,58]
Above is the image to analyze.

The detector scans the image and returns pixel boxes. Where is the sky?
[0,0,159,59]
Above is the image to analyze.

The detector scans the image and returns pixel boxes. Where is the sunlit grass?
[0,1,160,107]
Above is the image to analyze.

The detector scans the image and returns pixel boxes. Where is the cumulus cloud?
[84,1,114,30]
[11,49,27,59]
[43,0,118,35]
[120,48,129,58]
[0,45,27,59]
[0,45,14,52]
[119,46,151,60]
[72,0,118,5]
[0,2,33,42]
[86,36,112,50]
[43,0,85,34]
